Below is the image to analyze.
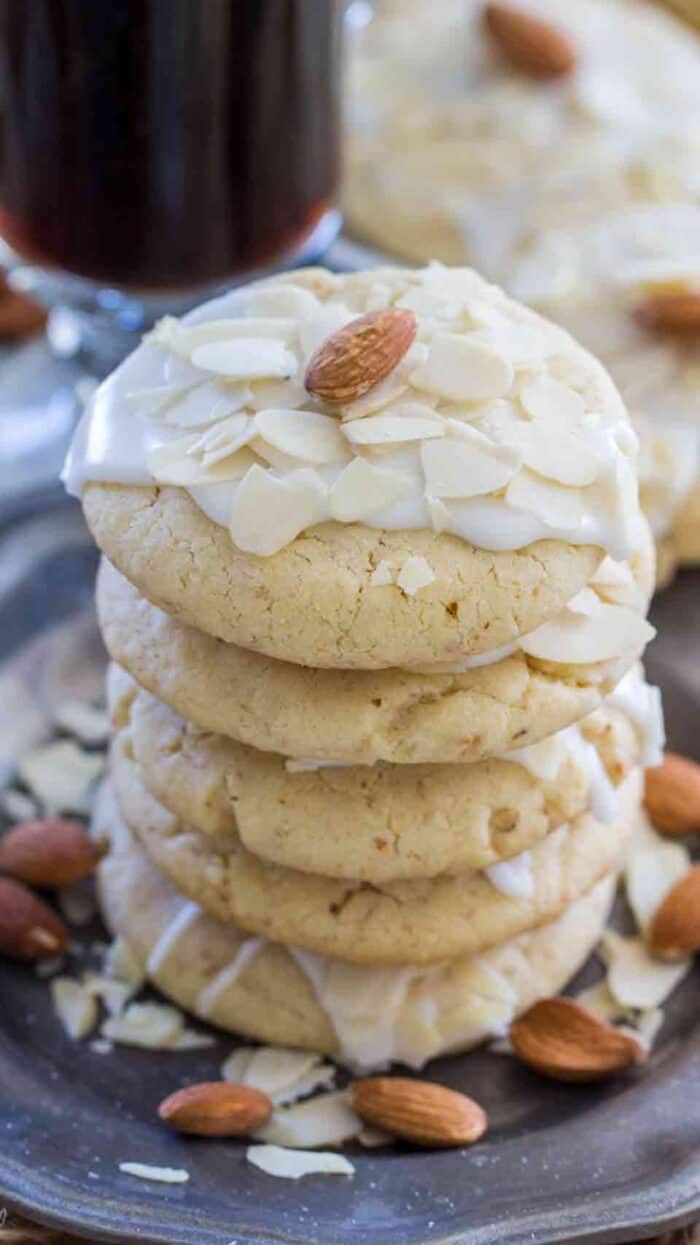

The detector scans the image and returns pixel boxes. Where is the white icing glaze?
[146,900,201,976]
[485,851,534,900]
[195,938,264,1018]
[606,665,665,768]
[63,265,645,564]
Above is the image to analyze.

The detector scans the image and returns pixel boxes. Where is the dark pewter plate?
[0,495,699,1245]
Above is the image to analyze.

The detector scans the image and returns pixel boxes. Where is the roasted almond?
[352,1077,487,1148]
[648,864,700,959]
[510,997,646,1082]
[644,752,700,835]
[0,877,69,960]
[0,287,46,339]
[0,819,100,887]
[304,308,417,407]
[158,1081,272,1136]
[483,4,576,79]
[634,291,700,337]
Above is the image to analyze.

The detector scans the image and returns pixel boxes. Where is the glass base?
[3,207,342,376]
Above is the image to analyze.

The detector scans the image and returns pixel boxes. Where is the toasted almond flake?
[329,459,412,523]
[157,316,298,358]
[147,438,254,486]
[246,1145,354,1180]
[186,413,255,464]
[299,304,354,359]
[358,1126,393,1148]
[520,375,586,423]
[247,378,309,412]
[191,338,297,381]
[254,410,350,464]
[240,1047,326,1100]
[506,469,586,531]
[566,587,603,617]
[253,1091,361,1150]
[342,413,445,446]
[172,1029,217,1051]
[102,1001,185,1050]
[221,1047,256,1083]
[51,976,99,1039]
[58,882,98,927]
[119,1162,189,1184]
[84,972,138,1016]
[103,936,145,988]
[520,605,655,665]
[396,556,436,597]
[53,700,110,746]
[18,740,104,815]
[161,381,252,429]
[248,284,321,319]
[421,428,520,499]
[411,332,514,402]
[509,422,602,488]
[574,981,623,1024]
[273,1064,337,1107]
[625,821,691,933]
[589,557,637,603]
[602,931,690,1010]
[370,560,394,587]
[230,465,326,556]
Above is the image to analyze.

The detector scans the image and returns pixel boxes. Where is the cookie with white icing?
[96,782,617,1069]
[110,732,639,966]
[98,558,654,766]
[110,664,658,884]
[510,203,700,584]
[68,265,647,669]
[344,0,700,278]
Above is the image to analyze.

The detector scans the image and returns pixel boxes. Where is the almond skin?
[158,1081,272,1137]
[648,865,700,959]
[304,308,417,407]
[352,1077,487,1148]
[483,4,576,79]
[644,752,700,835]
[634,291,700,337]
[0,877,69,960]
[510,997,646,1082]
[0,819,100,887]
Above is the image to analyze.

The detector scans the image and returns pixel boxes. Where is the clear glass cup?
[0,0,343,373]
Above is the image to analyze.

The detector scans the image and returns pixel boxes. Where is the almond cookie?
[98,558,655,766]
[67,265,645,669]
[110,733,639,966]
[96,783,617,1069]
[110,665,655,883]
[344,0,700,278]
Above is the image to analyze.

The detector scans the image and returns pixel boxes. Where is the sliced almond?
[634,291,700,337]
[351,1077,487,1148]
[158,1081,272,1137]
[648,865,700,959]
[644,752,700,835]
[483,4,576,79]
[0,877,68,960]
[305,309,417,407]
[0,819,100,887]
[509,997,646,1082]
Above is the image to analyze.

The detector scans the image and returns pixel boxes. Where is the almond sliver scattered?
[191,338,297,381]
[119,1162,189,1184]
[246,1145,354,1180]
[602,931,690,1011]
[253,1091,362,1150]
[51,977,99,1040]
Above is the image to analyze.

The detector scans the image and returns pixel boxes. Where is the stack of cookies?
[64,264,663,1070]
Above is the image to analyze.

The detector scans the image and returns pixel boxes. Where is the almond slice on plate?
[648,865,700,959]
[351,1077,487,1148]
[304,309,417,407]
[483,4,576,79]
[0,818,100,887]
[644,752,700,835]
[510,997,646,1082]
[633,291,700,337]
[158,1081,273,1137]
[0,877,68,960]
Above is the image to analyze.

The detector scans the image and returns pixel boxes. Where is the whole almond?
[352,1077,487,1148]
[634,291,700,337]
[304,308,417,407]
[483,4,576,79]
[0,819,100,887]
[644,752,700,835]
[0,286,46,339]
[0,877,69,960]
[510,997,646,1082]
[648,865,700,959]
[158,1081,272,1136]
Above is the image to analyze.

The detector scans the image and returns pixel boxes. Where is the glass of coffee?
[0,0,343,371]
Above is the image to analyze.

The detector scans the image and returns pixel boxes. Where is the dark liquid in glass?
[0,0,341,289]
